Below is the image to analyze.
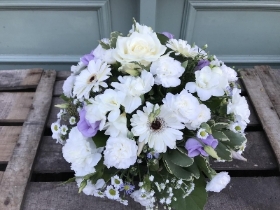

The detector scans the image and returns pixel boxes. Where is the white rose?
[103,136,138,169]
[206,172,230,192]
[150,55,184,87]
[113,32,166,66]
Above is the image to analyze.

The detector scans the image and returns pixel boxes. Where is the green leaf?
[143,175,151,192]
[181,60,188,69]
[184,174,207,210]
[185,161,200,179]
[212,130,230,142]
[156,33,169,45]
[168,149,194,167]
[200,122,212,134]
[171,188,188,210]
[78,179,87,193]
[99,40,110,50]
[90,170,104,184]
[110,31,123,48]
[60,176,76,185]
[212,122,228,130]
[194,156,214,178]
[163,153,193,181]
[60,94,70,102]
[223,130,247,149]
[92,131,108,148]
[215,142,232,161]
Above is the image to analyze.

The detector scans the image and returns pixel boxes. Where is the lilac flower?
[161,32,174,39]
[194,60,210,71]
[119,183,135,195]
[185,138,208,157]
[185,135,218,158]
[202,135,218,148]
[77,108,100,137]
[80,51,95,65]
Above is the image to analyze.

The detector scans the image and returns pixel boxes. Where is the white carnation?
[221,65,237,82]
[150,55,184,87]
[185,66,225,101]
[63,75,76,97]
[185,104,211,130]
[103,112,128,137]
[111,70,154,113]
[113,31,166,66]
[206,172,230,192]
[62,127,103,174]
[103,136,138,169]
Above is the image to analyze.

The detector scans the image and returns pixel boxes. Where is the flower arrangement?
[52,20,250,210]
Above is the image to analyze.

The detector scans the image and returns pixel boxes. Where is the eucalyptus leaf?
[110,31,123,48]
[168,149,193,167]
[99,41,110,50]
[212,130,230,142]
[163,154,193,181]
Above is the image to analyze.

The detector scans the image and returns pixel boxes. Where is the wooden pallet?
[0,69,56,210]
[1,66,280,210]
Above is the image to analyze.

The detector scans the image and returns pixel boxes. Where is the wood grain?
[0,70,56,210]
[56,70,71,81]
[240,67,280,169]
[0,92,34,123]
[0,126,22,163]
[0,69,42,90]
[0,172,3,183]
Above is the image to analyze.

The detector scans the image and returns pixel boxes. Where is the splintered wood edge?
[240,67,280,170]
[0,70,56,210]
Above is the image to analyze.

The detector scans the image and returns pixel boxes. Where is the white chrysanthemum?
[131,189,155,209]
[227,88,250,124]
[129,22,153,34]
[105,185,120,200]
[185,66,225,101]
[76,178,105,196]
[229,121,245,133]
[73,59,111,99]
[111,175,123,189]
[103,136,138,169]
[185,104,211,130]
[111,70,154,113]
[163,90,200,123]
[62,127,103,174]
[131,102,184,153]
[150,55,184,87]
[166,39,199,58]
[103,112,128,137]
[113,32,166,66]
[197,128,209,139]
[51,121,60,134]
[206,172,230,192]
[69,116,76,125]
[93,39,116,64]
[60,125,68,135]
[63,75,76,97]
[71,61,86,75]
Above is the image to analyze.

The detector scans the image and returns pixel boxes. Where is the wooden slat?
[211,131,278,170]
[240,67,280,169]
[33,136,70,173]
[56,70,71,80]
[0,70,56,210]
[53,80,65,96]
[47,97,64,128]
[0,69,42,90]
[0,172,3,183]
[0,126,22,163]
[246,96,260,126]
[0,92,34,123]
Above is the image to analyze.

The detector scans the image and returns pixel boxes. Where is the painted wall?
[0,0,279,70]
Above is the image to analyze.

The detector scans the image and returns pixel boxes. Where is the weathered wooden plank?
[22,177,280,210]
[56,70,71,81]
[0,70,56,210]
[0,69,42,90]
[211,131,277,170]
[46,97,64,128]
[0,172,3,183]
[0,126,22,163]
[0,92,34,123]
[240,68,280,169]
[33,136,70,173]
[53,80,65,96]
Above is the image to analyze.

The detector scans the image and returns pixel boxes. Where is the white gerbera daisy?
[131,102,184,153]
[73,59,112,99]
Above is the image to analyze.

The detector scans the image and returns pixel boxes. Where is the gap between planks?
[0,70,56,210]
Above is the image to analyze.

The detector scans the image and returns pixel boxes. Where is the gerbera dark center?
[151,119,161,130]
[89,75,95,83]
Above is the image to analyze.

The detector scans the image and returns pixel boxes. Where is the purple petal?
[202,135,218,149]
[80,52,95,65]
[77,108,100,137]
[161,32,174,39]
[185,138,204,158]
[194,60,210,71]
